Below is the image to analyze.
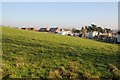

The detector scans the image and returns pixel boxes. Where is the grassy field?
[1,26,120,79]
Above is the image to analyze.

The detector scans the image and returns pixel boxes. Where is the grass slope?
[1,26,120,79]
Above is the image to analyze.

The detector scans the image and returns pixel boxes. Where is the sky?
[1,0,119,2]
[118,2,120,30]
[2,2,118,30]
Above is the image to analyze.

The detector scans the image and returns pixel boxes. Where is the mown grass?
[1,26,120,79]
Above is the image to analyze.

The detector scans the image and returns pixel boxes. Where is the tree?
[81,27,87,38]
[85,26,88,32]
[81,26,84,30]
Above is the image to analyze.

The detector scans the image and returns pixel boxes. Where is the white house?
[58,30,73,35]
[117,34,120,43]
[87,31,99,38]
[58,31,67,35]
[74,33,80,37]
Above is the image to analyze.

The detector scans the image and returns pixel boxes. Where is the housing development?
[15,23,120,44]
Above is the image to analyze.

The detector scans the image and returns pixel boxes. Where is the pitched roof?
[39,28,48,32]
[49,28,58,32]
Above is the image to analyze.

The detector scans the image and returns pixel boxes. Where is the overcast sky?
[2,2,118,30]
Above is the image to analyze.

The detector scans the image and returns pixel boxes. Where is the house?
[27,27,35,31]
[21,28,27,30]
[58,31,66,35]
[49,27,61,33]
[66,31,73,36]
[87,31,99,39]
[117,35,120,43]
[39,27,49,32]
[117,31,120,43]
[21,27,35,30]
[73,33,80,37]
[106,33,113,37]
[58,30,73,36]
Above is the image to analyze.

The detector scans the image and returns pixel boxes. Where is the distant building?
[39,27,49,32]
[117,31,120,43]
[73,33,80,37]
[117,35,120,43]
[21,28,27,30]
[58,31,66,35]
[87,31,99,38]
[27,28,35,31]
[107,33,113,37]
[21,27,35,31]
[49,27,61,33]
[58,29,73,36]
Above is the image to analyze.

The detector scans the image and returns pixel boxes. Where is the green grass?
[0,26,2,79]
[1,26,120,79]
